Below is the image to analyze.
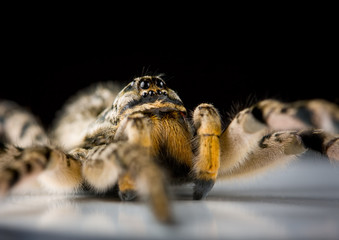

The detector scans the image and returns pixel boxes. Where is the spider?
[0,75,338,223]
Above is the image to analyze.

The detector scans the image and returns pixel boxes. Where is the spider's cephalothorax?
[0,75,338,223]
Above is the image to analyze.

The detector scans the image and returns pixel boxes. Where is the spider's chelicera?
[0,75,338,222]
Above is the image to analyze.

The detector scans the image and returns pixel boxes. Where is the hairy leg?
[0,145,82,194]
[192,104,222,199]
[118,172,137,200]
[251,99,339,161]
[0,101,82,194]
[253,99,339,133]
[81,113,172,222]
[0,100,49,147]
[50,82,121,150]
[218,104,339,179]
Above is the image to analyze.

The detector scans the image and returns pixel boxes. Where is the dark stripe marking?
[122,82,135,93]
[25,162,33,173]
[119,96,184,116]
[280,107,288,113]
[6,168,20,187]
[299,130,325,153]
[32,147,53,167]
[295,107,313,127]
[43,148,52,162]
[325,137,339,152]
[20,121,33,138]
[0,141,7,152]
[251,106,266,124]
[0,116,5,125]
[35,134,46,142]
[259,134,272,148]
[333,118,339,132]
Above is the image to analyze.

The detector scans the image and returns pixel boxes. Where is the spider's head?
[132,75,169,98]
[111,75,186,117]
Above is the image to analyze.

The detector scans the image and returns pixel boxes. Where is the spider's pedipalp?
[118,172,137,201]
[192,103,222,199]
[81,144,121,192]
[82,112,172,223]
[115,112,152,147]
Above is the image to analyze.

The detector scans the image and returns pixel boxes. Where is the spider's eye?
[155,78,165,88]
[139,80,150,90]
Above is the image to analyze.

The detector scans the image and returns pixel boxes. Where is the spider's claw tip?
[118,189,138,201]
[193,179,215,200]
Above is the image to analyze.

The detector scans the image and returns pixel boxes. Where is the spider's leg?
[82,113,172,222]
[117,172,138,200]
[192,104,222,200]
[0,145,82,194]
[219,129,304,178]
[297,129,338,161]
[0,100,49,147]
[81,143,139,200]
[218,107,269,178]
[220,129,338,178]
[0,100,82,194]
[253,99,339,133]
[50,82,121,151]
[218,106,339,179]
[248,99,339,160]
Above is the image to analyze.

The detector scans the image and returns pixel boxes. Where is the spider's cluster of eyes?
[135,77,168,98]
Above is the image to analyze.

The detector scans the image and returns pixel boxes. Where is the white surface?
[0,153,339,240]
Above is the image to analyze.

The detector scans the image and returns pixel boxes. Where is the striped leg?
[250,99,339,161]
[218,105,339,180]
[0,145,82,195]
[50,82,121,151]
[82,113,172,222]
[252,99,339,133]
[0,100,49,147]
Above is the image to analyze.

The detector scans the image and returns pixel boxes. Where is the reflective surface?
[1,153,339,240]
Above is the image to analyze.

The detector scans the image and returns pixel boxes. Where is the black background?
[2,9,338,129]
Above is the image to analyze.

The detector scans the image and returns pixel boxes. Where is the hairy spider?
[0,75,338,223]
